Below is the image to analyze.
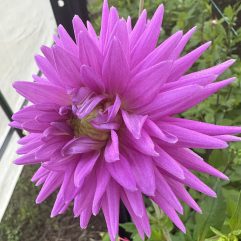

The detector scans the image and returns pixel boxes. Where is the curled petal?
[104,130,120,162]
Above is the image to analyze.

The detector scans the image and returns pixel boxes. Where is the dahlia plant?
[11,0,241,240]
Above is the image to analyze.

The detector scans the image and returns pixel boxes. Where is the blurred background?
[0,0,241,240]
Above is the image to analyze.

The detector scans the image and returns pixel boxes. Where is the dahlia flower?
[11,1,241,240]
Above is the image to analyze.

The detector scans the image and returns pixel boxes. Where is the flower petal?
[158,123,228,149]
[107,155,137,191]
[102,36,129,94]
[125,149,156,196]
[80,65,105,93]
[62,137,104,155]
[92,160,111,215]
[74,152,100,187]
[104,130,120,162]
[13,81,70,106]
[122,110,147,139]
[168,41,211,82]
[127,61,173,108]
[131,5,164,67]
[154,146,185,179]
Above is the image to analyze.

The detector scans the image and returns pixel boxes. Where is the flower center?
[69,109,109,141]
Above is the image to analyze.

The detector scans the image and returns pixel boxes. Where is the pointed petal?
[103,6,119,52]
[130,10,147,50]
[131,5,164,66]
[122,110,147,139]
[168,178,202,213]
[170,26,197,59]
[62,137,104,155]
[92,160,111,215]
[127,16,132,33]
[80,207,92,229]
[127,61,173,107]
[165,147,228,180]
[74,95,106,119]
[105,19,129,59]
[154,146,185,179]
[125,149,156,196]
[80,65,105,93]
[107,155,137,191]
[74,174,96,216]
[31,166,49,182]
[215,135,241,143]
[36,172,63,203]
[57,24,78,56]
[60,162,77,202]
[102,37,129,94]
[107,95,121,121]
[132,30,183,75]
[74,152,100,187]
[121,191,151,238]
[166,117,241,135]
[100,0,109,50]
[104,130,120,162]
[155,169,183,214]
[181,166,217,197]
[176,78,236,112]
[106,180,120,239]
[14,152,40,165]
[17,139,42,154]
[168,41,211,82]
[13,81,70,106]
[52,45,81,87]
[34,55,62,86]
[72,15,87,41]
[145,119,178,143]
[161,74,217,91]
[158,123,228,149]
[87,21,98,44]
[123,129,159,157]
[125,190,144,217]
[152,195,186,233]
[152,78,235,118]
[35,140,66,160]
[141,85,203,116]
[78,31,103,73]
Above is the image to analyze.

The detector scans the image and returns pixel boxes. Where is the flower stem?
[139,0,144,16]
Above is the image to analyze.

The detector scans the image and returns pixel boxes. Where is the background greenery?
[1,1,241,241]
[89,0,241,240]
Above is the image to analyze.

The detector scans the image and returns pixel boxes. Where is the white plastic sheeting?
[0,0,56,221]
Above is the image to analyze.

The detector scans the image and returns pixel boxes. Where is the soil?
[0,166,106,241]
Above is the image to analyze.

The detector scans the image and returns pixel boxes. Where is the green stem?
[151,201,172,241]
[209,0,237,36]
[139,0,144,16]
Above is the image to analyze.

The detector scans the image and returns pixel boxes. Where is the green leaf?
[120,222,137,234]
[120,222,143,241]
[222,189,240,219]
[229,191,241,230]
[194,182,226,241]
[133,233,143,241]
[210,227,226,237]
[231,229,241,236]
[100,232,110,241]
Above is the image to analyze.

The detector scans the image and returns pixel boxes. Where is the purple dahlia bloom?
[11,1,241,240]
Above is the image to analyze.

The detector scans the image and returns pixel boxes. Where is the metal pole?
[0,91,23,138]
[50,0,89,40]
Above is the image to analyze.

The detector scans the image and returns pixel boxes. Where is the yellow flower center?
[70,109,109,141]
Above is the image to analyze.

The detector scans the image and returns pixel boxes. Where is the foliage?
[89,0,241,240]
